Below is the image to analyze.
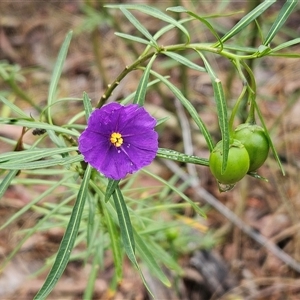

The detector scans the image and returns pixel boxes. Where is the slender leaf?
[269,52,300,58]
[0,118,79,136]
[115,32,150,45]
[121,77,168,105]
[120,7,157,46]
[47,130,68,148]
[162,51,206,72]
[220,0,276,43]
[105,4,190,44]
[0,173,75,230]
[168,6,244,19]
[143,169,205,217]
[145,238,183,274]
[263,0,298,46]
[167,6,223,48]
[0,95,30,118]
[1,195,75,271]
[112,185,135,259]
[102,199,123,280]
[213,79,229,172]
[47,31,73,123]
[197,52,229,172]
[92,181,154,297]
[157,148,209,166]
[253,101,285,176]
[150,70,214,152]
[86,194,97,250]
[0,170,19,199]
[0,147,77,164]
[142,17,192,56]
[0,155,82,170]
[166,5,189,13]
[270,37,300,53]
[34,165,92,299]
[134,229,171,287]
[105,179,120,202]
[82,92,93,120]
[83,241,103,300]
[133,54,157,106]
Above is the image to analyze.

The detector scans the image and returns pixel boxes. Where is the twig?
[161,159,300,273]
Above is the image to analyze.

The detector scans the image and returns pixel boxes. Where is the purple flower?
[79,103,158,180]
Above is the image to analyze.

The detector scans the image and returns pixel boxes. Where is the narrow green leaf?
[269,52,300,58]
[0,95,30,118]
[83,241,102,300]
[270,37,300,53]
[114,32,150,45]
[145,238,183,274]
[47,31,73,124]
[197,52,229,172]
[0,155,82,170]
[167,6,223,48]
[263,0,298,46]
[167,5,245,19]
[1,195,75,271]
[102,200,123,280]
[142,17,192,56]
[112,186,135,259]
[213,79,229,172]
[0,118,79,136]
[150,70,214,152]
[121,77,168,105]
[0,147,77,164]
[34,165,92,300]
[83,92,93,120]
[105,4,190,44]
[166,5,186,13]
[156,117,170,127]
[0,170,19,199]
[253,101,285,176]
[133,54,156,106]
[143,169,205,217]
[120,7,157,46]
[189,14,223,48]
[105,179,120,202]
[47,130,68,148]
[162,51,206,72]
[220,0,276,43]
[0,173,75,231]
[157,148,209,166]
[134,229,171,287]
[93,182,154,297]
[86,194,96,249]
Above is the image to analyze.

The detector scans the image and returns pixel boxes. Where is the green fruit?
[165,228,179,241]
[234,124,269,172]
[209,139,250,184]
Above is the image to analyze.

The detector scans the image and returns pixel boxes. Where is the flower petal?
[121,106,157,136]
[78,102,158,180]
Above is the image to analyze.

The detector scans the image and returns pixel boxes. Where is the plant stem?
[95,40,260,109]
[96,52,155,108]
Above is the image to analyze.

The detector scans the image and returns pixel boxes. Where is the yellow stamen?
[110,132,123,147]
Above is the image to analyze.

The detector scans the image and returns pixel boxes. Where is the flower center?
[110,132,123,147]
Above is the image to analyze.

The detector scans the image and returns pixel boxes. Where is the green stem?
[96,52,155,108]
[95,39,263,109]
